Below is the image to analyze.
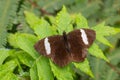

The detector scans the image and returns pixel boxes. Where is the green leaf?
[38,0,74,13]
[8,33,19,48]
[56,6,73,34]
[74,59,94,78]
[89,58,106,80]
[16,33,39,59]
[108,48,120,65]
[1,72,18,80]
[68,1,100,18]
[0,48,9,65]
[89,55,119,80]
[92,22,118,47]
[24,11,40,29]
[0,0,19,48]
[103,48,120,80]
[16,51,34,67]
[36,56,54,80]
[0,60,17,72]
[50,60,73,80]
[25,11,56,38]
[30,63,39,80]
[0,60,17,79]
[75,14,89,28]
[105,69,118,80]
[34,18,56,38]
[88,43,109,62]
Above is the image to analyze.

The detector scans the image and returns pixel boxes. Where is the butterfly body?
[34,28,96,67]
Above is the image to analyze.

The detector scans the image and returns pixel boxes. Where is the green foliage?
[74,59,94,78]
[25,11,56,38]
[50,60,73,80]
[0,0,19,48]
[92,22,118,47]
[87,48,120,80]
[88,43,109,62]
[0,49,9,65]
[75,14,89,28]
[16,33,39,59]
[37,0,75,13]
[55,6,73,34]
[30,63,39,80]
[0,0,120,80]
[16,51,34,67]
[36,57,54,80]
[0,56,18,80]
[22,6,119,79]
[67,0,100,18]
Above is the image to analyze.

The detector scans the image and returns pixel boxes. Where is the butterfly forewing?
[68,29,95,47]
[67,29,96,62]
[84,29,96,47]
[34,35,70,67]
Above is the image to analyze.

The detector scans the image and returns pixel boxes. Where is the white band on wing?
[80,29,89,45]
[44,38,51,55]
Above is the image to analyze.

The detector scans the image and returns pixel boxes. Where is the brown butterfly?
[34,28,96,67]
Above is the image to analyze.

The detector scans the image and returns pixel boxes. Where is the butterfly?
[34,28,96,67]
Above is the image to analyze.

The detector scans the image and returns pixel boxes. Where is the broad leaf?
[0,60,17,79]
[25,11,56,38]
[0,48,9,65]
[56,6,73,34]
[30,63,39,80]
[1,72,18,80]
[74,59,94,78]
[8,34,19,48]
[36,56,54,80]
[50,60,73,80]
[16,33,39,59]
[89,43,109,62]
[75,14,89,28]
[16,51,34,67]
[92,22,118,47]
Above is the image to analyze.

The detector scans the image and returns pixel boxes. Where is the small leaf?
[50,60,73,80]
[8,33,19,48]
[56,6,73,34]
[1,72,18,80]
[0,0,19,48]
[30,63,39,80]
[75,14,89,28]
[25,11,56,38]
[0,48,9,65]
[92,22,118,47]
[73,59,94,78]
[108,48,120,65]
[0,60,17,78]
[88,43,109,62]
[34,18,56,38]
[16,33,39,59]
[24,11,40,29]
[16,51,34,67]
[36,56,54,80]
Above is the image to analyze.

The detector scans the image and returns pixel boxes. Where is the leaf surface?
[74,59,94,78]
[50,60,73,80]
